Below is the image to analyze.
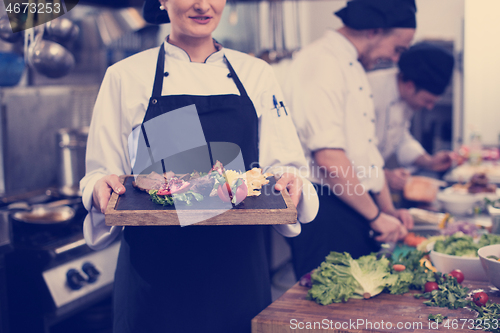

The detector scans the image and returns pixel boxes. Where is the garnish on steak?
[189,175,215,196]
[135,161,272,206]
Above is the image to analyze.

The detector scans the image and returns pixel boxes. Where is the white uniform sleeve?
[395,122,426,167]
[255,64,319,237]
[80,66,132,250]
[284,54,347,152]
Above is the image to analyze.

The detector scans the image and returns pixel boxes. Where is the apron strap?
[224,55,249,98]
[151,43,166,98]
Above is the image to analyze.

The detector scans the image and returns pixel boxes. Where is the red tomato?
[448,269,465,283]
[157,189,170,196]
[472,292,489,307]
[424,281,439,293]
[217,183,231,203]
[233,181,248,204]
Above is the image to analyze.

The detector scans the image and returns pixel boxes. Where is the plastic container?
[0,52,25,86]
[469,133,483,166]
[56,127,89,196]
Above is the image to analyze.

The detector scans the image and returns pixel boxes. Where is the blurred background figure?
[369,42,455,191]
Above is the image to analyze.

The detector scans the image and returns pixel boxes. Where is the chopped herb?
[414,272,470,309]
[428,313,447,323]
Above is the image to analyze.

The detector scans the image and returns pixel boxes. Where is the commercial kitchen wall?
[464,0,500,146]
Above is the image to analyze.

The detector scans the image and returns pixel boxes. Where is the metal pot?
[56,127,89,197]
[45,18,80,46]
[26,26,75,79]
[12,205,75,225]
[0,15,23,43]
[10,199,80,225]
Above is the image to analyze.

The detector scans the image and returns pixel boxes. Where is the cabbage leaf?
[308,252,397,305]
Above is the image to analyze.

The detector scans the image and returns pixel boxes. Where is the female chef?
[80,0,318,332]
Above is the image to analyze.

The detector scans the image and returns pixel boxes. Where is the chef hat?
[143,0,170,24]
[335,0,417,30]
[398,42,455,95]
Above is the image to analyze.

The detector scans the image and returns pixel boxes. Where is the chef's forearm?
[372,180,397,215]
[413,153,433,169]
[314,149,379,220]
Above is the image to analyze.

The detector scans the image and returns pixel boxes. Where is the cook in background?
[283,0,416,280]
[368,42,455,191]
[79,0,319,332]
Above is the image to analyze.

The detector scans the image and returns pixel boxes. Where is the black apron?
[113,44,271,333]
[288,184,381,279]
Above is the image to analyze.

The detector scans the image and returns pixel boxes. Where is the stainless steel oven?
[2,195,119,333]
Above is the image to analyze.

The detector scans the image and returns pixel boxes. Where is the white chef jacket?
[282,29,385,192]
[367,68,426,166]
[80,40,319,250]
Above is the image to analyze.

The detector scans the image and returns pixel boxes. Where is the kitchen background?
[1,0,498,332]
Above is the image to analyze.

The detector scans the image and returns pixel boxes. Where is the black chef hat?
[335,0,417,30]
[398,42,455,95]
[143,0,170,24]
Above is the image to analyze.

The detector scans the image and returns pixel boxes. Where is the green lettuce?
[433,233,500,258]
[149,189,203,206]
[308,252,397,305]
[389,250,434,294]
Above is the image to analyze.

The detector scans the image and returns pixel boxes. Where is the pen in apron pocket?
[279,101,288,116]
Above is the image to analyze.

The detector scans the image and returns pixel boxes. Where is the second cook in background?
[80,0,319,332]
[283,0,416,280]
[368,42,455,191]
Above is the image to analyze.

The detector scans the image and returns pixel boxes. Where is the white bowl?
[437,189,480,216]
[427,242,489,281]
[478,244,500,288]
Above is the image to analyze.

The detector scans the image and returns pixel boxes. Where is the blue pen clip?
[273,95,280,117]
[279,101,288,116]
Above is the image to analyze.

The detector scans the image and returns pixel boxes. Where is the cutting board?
[252,281,500,333]
[105,175,297,226]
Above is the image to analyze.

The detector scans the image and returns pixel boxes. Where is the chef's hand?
[430,151,453,171]
[370,213,408,243]
[385,168,411,191]
[389,208,414,230]
[93,174,126,214]
[275,173,303,207]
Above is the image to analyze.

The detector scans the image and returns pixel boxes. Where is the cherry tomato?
[472,292,489,307]
[448,269,465,284]
[157,189,170,196]
[392,264,406,272]
[217,183,231,203]
[234,181,248,204]
[424,281,439,293]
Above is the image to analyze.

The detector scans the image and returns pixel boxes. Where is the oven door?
[43,240,120,317]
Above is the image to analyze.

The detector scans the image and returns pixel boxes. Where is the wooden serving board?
[252,280,500,333]
[105,175,297,226]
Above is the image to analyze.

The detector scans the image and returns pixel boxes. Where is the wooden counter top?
[252,280,500,333]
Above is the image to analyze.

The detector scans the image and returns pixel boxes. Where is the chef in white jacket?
[284,0,416,280]
[368,42,455,190]
[80,0,318,332]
